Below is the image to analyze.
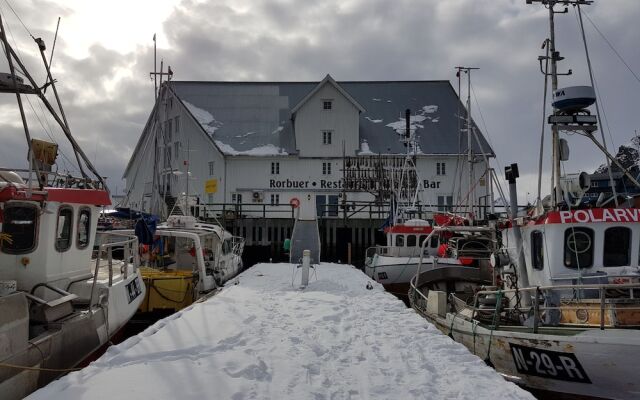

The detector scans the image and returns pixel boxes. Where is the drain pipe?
[505,164,531,306]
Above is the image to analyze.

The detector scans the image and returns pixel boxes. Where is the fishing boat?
[409,1,640,398]
[0,17,145,399]
[121,215,244,315]
[365,75,497,299]
[118,60,244,316]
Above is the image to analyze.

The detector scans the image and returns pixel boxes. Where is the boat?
[0,17,145,399]
[409,1,640,398]
[121,215,244,315]
[117,61,244,316]
[365,74,497,299]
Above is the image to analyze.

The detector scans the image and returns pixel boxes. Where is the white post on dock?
[301,249,310,288]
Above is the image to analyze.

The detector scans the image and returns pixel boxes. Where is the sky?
[0,0,639,202]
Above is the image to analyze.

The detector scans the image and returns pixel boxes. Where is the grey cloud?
[1,0,639,200]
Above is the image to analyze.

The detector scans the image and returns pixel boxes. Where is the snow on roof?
[170,80,494,157]
[30,263,532,400]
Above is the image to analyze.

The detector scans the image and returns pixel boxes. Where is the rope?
[484,289,503,368]
[0,361,81,372]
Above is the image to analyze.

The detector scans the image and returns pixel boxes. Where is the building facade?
[123,75,495,223]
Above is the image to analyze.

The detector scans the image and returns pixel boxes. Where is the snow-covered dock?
[30,263,532,400]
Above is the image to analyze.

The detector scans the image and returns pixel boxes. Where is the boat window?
[77,208,91,249]
[430,236,439,248]
[603,227,631,267]
[395,235,404,247]
[564,227,594,269]
[407,235,416,247]
[1,205,38,254]
[531,230,544,270]
[418,235,428,248]
[55,207,73,252]
[222,238,232,254]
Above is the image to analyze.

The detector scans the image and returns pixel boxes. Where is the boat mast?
[455,66,479,219]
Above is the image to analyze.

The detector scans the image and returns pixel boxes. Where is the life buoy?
[289,197,300,208]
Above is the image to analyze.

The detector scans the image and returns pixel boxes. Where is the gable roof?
[166,79,494,157]
[290,74,365,115]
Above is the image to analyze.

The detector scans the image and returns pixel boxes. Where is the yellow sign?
[205,179,218,194]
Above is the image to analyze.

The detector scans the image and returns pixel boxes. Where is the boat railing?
[0,167,106,189]
[410,275,640,331]
[92,231,140,291]
[365,245,430,261]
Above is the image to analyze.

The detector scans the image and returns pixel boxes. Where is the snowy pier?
[29,263,532,400]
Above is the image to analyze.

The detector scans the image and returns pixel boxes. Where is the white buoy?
[301,250,310,288]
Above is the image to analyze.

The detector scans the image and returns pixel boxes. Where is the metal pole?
[0,16,43,189]
[467,69,473,219]
[548,2,562,208]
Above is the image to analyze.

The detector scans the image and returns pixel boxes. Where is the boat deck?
[29,263,533,400]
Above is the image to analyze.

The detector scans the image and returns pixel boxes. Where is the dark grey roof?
[169,79,493,156]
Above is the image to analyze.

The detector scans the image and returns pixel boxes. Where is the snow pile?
[386,115,427,135]
[422,105,438,114]
[215,141,288,156]
[30,263,532,400]
[183,100,223,135]
[365,116,383,123]
[359,140,374,155]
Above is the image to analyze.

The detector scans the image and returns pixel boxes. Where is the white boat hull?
[425,311,640,399]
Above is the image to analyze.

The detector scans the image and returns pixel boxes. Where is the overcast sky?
[1,0,639,202]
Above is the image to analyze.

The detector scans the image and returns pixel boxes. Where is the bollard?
[301,249,310,288]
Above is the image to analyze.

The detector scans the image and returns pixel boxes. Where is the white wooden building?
[123,75,495,221]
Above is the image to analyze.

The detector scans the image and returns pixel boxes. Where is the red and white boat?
[0,18,145,399]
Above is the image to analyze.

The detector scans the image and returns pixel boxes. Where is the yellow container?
[138,267,197,313]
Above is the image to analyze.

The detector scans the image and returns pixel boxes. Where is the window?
[55,207,73,252]
[418,235,428,248]
[322,131,332,145]
[271,162,280,175]
[222,239,232,255]
[1,205,38,254]
[77,208,91,249]
[395,235,405,247]
[167,119,173,138]
[564,227,594,269]
[407,235,417,247]
[437,195,453,212]
[531,230,544,270]
[270,194,280,205]
[604,227,631,267]
[322,162,332,175]
[174,142,180,159]
[430,236,439,248]
[323,100,332,110]
[436,162,446,176]
[208,161,215,176]
[174,116,180,134]
[591,181,599,188]
[232,193,242,203]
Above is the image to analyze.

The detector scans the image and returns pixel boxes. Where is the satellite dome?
[552,86,596,113]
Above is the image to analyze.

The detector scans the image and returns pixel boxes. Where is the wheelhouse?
[508,209,640,287]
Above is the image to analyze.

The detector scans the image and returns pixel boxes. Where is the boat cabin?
[0,172,111,294]
[384,219,439,257]
[133,216,244,292]
[507,209,640,288]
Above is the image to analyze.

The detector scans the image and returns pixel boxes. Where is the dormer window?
[323,100,333,110]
